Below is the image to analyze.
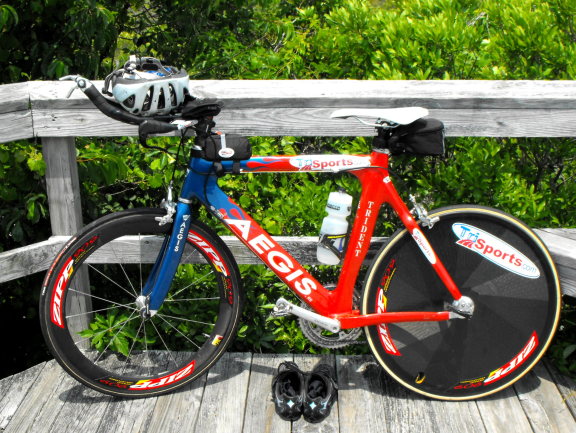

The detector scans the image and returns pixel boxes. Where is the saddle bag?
[385,118,445,156]
[195,133,252,175]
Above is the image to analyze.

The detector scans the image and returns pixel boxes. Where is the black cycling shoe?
[271,361,305,421]
[302,363,338,423]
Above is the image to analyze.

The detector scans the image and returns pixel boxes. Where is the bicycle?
[39,74,561,401]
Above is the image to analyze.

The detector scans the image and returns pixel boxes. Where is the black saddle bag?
[376,118,445,156]
[194,133,252,175]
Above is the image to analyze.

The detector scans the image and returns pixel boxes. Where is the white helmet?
[103,56,190,116]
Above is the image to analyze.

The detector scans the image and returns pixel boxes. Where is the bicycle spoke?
[121,319,145,375]
[169,269,214,300]
[87,264,138,299]
[95,311,139,364]
[139,233,144,296]
[66,304,127,319]
[164,297,219,302]
[155,312,215,327]
[107,246,138,297]
[74,314,140,348]
[68,287,138,313]
[149,319,179,370]
[156,314,202,350]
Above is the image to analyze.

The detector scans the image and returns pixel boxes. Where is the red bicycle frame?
[187,150,462,329]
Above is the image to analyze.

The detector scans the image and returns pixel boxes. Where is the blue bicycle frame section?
[143,158,240,312]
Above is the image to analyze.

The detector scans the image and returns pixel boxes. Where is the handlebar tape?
[82,84,179,144]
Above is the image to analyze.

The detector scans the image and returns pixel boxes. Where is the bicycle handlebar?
[62,75,180,145]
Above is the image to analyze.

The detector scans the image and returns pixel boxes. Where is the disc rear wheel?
[362,206,561,400]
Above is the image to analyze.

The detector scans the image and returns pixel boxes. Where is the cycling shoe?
[302,363,338,423]
[271,361,305,421]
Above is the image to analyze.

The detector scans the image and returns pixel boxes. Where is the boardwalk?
[1,353,575,433]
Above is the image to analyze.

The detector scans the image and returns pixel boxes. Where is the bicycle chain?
[297,291,364,349]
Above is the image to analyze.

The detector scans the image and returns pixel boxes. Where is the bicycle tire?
[361,205,561,400]
[39,208,244,397]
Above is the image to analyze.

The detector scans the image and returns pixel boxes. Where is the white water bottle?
[316,190,353,265]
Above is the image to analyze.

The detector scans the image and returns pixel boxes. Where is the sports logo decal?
[452,223,540,279]
[289,155,370,172]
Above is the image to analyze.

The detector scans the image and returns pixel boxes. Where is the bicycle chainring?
[298,290,363,349]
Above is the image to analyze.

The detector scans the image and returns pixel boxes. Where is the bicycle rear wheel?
[40,208,243,397]
[362,205,561,400]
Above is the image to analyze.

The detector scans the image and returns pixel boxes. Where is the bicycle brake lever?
[60,75,92,98]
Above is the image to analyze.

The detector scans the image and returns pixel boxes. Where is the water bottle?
[316,190,353,265]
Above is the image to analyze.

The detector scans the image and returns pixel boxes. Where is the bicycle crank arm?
[272,298,341,333]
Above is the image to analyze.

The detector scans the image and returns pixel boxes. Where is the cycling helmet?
[103,56,190,116]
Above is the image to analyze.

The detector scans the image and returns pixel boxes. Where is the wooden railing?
[0,80,575,296]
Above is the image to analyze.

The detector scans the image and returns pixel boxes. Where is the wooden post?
[42,137,91,338]
[41,137,83,235]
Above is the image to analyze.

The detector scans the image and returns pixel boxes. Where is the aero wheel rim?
[50,228,234,393]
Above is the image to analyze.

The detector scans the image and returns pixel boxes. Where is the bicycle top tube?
[188,154,374,174]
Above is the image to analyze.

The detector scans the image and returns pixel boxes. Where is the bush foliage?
[1,0,575,376]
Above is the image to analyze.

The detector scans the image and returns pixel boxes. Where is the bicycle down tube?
[146,150,464,327]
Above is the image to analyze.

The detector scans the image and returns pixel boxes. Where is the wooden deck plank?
[429,398,486,433]
[543,359,576,421]
[0,362,48,430]
[2,361,73,433]
[242,353,293,433]
[475,387,534,433]
[29,80,576,111]
[1,354,575,432]
[193,352,252,433]
[514,362,576,433]
[375,365,440,433]
[142,374,207,433]
[29,106,576,138]
[336,355,391,433]
[41,378,115,433]
[95,390,159,433]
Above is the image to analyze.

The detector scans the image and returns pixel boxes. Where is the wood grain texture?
[514,363,576,433]
[29,106,576,138]
[42,137,84,235]
[475,386,534,433]
[1,355,576,432]
[243,353,293,433]
[0,82,30,114]
[0,111,34,143]
[194,352,252,433]
[3,80,576,139]
[0,362,47,431]
[28,80,576,110]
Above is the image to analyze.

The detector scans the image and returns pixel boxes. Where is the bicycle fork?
[137,197,193,317]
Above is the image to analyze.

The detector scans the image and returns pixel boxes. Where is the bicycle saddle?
[330,107,429,125]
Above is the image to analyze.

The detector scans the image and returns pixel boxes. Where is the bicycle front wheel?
[362,205,561,400]
[40,208,244,397]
